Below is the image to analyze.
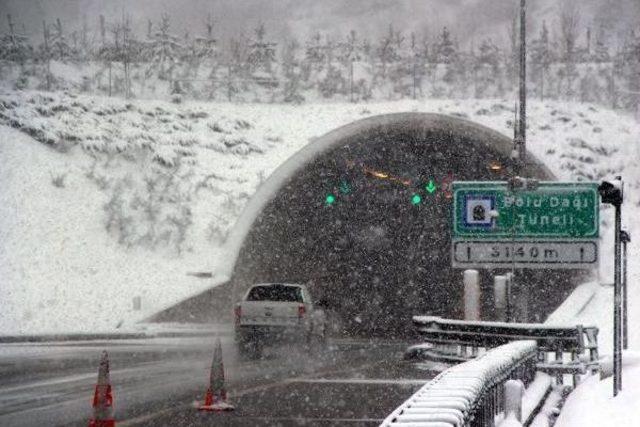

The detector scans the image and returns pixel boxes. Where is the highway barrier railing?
[382,340,538,427]
[407,316,600,386]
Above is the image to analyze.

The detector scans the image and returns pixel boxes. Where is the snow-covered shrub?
[102,160,194,253]
[50,172,67,188]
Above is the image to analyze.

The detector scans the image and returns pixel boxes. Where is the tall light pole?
[517,0,527,162]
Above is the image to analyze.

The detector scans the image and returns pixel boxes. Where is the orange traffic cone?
[197,338,234,412]
[89,350,115,427]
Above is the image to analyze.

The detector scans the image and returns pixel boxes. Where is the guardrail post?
[494,275,507,321]
[571,350,580,387]
[504,379,524,423]
[555,348,564,385]
[464,269,481,321]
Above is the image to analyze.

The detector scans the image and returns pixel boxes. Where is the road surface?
[0,332,441,426]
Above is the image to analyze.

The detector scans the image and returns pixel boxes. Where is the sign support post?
[621,230,630,350]
[614,197,622,394]
[598,176,624,397]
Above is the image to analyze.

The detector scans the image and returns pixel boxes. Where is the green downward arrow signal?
[426,180,437,194]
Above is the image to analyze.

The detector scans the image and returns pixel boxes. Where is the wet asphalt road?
[0,333,441,426]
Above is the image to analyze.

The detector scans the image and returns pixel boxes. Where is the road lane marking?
[221,415,385,423]
[287,378,429,385]
[119,359,385,426]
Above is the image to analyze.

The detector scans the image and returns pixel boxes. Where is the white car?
[234,283,327,358]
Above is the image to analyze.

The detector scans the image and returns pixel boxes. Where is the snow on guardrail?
[381,340,538,426]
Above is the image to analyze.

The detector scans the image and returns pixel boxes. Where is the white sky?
[1,0,637,49]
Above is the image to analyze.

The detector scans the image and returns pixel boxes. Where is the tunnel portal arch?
[155,113,583,335]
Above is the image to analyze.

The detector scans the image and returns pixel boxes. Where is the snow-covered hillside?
[0,89,639,335]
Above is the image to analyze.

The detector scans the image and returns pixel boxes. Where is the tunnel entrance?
[153,113,586,336]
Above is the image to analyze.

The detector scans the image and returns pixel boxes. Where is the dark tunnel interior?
[228,121,586,337]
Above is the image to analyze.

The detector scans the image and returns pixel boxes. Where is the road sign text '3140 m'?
[451,182,599,269]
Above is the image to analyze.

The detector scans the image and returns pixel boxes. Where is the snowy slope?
[0,89,639,335]
[0,126,216,334]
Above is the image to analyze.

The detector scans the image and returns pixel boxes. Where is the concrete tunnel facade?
[154,112,587,336]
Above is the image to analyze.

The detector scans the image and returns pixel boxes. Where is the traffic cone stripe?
[89,351,116,426]
[92,384,113,407]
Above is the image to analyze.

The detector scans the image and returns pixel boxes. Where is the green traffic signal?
[411,194,422,205]
[426,179,436,194]
[339,180,351,195]
[325,193,336,205]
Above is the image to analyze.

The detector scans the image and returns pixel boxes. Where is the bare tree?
[42,20,51,90]
[559,1,580,63]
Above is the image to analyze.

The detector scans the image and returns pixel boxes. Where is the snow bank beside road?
[555,353,640,427]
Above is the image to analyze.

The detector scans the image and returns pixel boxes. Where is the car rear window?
[246,285,303,302]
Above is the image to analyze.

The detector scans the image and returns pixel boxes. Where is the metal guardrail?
[382,340,538,427]
[410,316,599,386]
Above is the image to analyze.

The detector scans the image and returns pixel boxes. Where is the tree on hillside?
[50,18,72,61]
[37,20,53,90]
[407,32,429,99]
[317,35,345,98]
[377,24,402,81]
[475,38,502,98]
[334,30,362,100]
[432,26,461,96]
[617,29,640,110]
[75,15,93,61]
[224,34,251,100]
[304,32,325,70]
[194,14,218,63]
[530,21,552,100]
[247,22,277,77]
[592,20,611,63]
[190,14,220,97]
[434,26,457,64]
[0,14,31,65]
[281,38,303,103]
[301,32,326,91]
[146,14,182,80]
[558,1,581,99]
[559,1,580,63]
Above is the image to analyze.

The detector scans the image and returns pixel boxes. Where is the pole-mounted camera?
[598,176,623,206]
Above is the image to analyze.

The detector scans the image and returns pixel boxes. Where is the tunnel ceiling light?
[371,170,388,179]
[411,194,422,205]
[325,194,336,205]
[489,161,502,171]
[390,176,411,186]
[363,165,411,186]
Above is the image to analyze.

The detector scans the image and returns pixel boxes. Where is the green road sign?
[453,182,599,239]
[451,181,599,270]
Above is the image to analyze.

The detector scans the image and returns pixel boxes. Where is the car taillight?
[298,304,306,318]
[234,305,242,324]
